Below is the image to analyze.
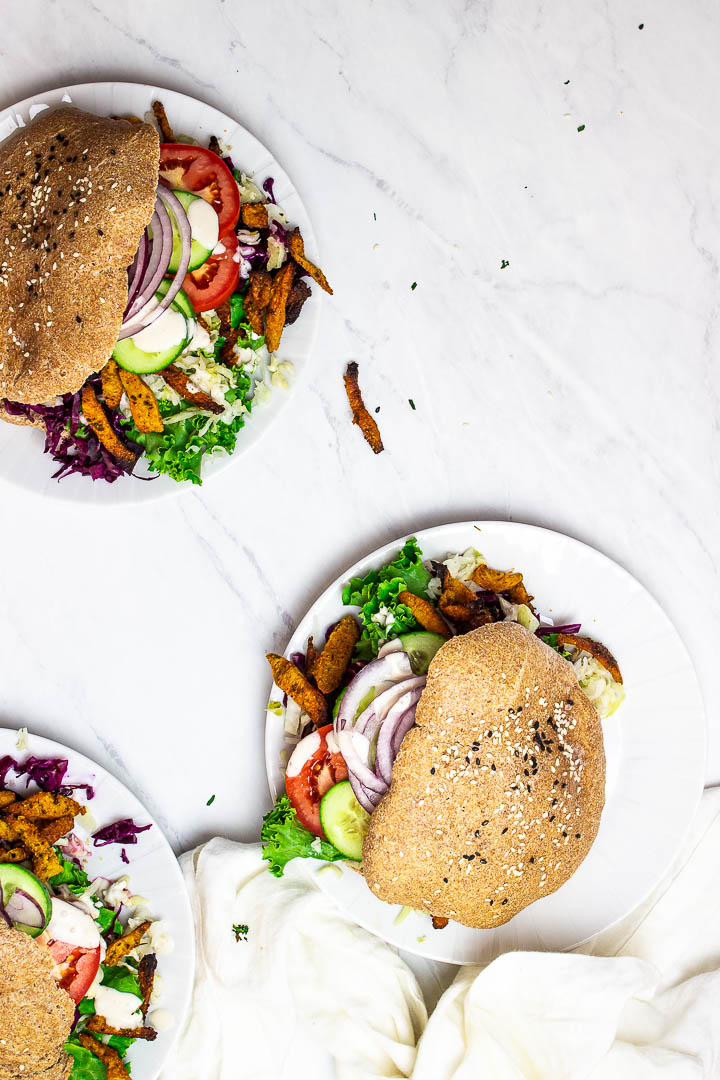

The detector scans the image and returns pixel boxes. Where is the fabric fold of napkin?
[159,839,426,1080]
[161,789,720,1080]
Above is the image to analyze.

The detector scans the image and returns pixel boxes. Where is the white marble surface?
[1,0,718,879]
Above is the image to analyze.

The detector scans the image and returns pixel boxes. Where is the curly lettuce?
[261,795,344,877]
[342,537,432,660]
[123,367,253,485]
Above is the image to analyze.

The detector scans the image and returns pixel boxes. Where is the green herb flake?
[577,124,586,132]
[409,398,416,410]
[564,79,570,85]
[206,795,216,806]
[410,281,417,290]
[500,259,510,269]
[232,923,249,942]
[373,211,377,221]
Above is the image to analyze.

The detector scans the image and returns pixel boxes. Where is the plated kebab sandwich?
[262,539,624,930]
[0,751,166,1078]
[0,101,330,485]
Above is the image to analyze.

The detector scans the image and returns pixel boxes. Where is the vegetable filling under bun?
[362,622,606,929]
[0,106,159,406]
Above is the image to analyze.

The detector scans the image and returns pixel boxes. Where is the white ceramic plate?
[265,521,706,965]
[0,728,194,1078]
[0,82,322,504]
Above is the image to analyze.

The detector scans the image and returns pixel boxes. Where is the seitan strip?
[161,364,224,413]
[343,362,383,454]
[81,385,136,466]
[118,370,164,433]
[152,100,175,142]
[287,229,333,294]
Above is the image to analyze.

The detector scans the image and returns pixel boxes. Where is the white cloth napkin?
[161,789,720,1080]
[158,840,426,1080]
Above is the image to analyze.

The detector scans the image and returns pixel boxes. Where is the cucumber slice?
[398,631,446,675]
[319,780,371,861]
[155,280,196,321]
[168,190,214,273]
[113,325,188,374]
[0,865,52,937]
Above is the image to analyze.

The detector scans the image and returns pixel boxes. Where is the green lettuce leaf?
[48,852,91,894]
[342,537,431,658]
[261,795,344,878]
[64,1037,109,1080]
[100,964,143,999]
[123,367,253,485]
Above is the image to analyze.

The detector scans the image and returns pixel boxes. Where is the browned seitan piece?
[362,622,606,929]
[0,106,159,405]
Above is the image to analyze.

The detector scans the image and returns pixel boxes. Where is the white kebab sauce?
[286,731,322,777]
[131,306,187,353]
[89,985,143,1029]
[187,196,219,251]
[47,898,103,952]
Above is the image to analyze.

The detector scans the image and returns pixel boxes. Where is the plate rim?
[0,725,196,1077]
[0,80,323,506]
[264,519,707,964]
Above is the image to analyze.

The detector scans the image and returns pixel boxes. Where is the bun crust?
[0,106,159,404]
[362,622,606,929]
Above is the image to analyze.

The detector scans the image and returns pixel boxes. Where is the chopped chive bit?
[410,281,418,290]
[409,398,416,410]
[232,923,249,941]
[577,124,586,132]
[373,211,377,220]
[206,794,216,806]
[564,79,570,85]
[500,259,510,269]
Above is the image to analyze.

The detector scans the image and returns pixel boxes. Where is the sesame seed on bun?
[362,622,606,929]
[0,106,159,406]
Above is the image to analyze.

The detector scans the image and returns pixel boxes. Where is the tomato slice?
[47,939,101,1004]
[286,724,348,839]
[182,231,240,312]
[159,144,240,235]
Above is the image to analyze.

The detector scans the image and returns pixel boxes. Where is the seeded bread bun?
[362,622,606,929]
[0,106,159,406]
[0,924,74,1075]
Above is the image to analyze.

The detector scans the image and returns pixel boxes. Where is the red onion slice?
[125,230,149,314]
[335,652,413,733]
[4,888,46,928]
[122,203,170,326]
[347,772,377,814]
[377,639,405,658]
[335,730,388,796]
[375,689,423,785]
[118,186,192,340]
[353,676,426,738]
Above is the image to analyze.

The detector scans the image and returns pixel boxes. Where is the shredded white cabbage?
[236,173,265,204]
[267,235,287,270]
[497,596,540,633]
[443,547,485,582]
[573,654,625,719]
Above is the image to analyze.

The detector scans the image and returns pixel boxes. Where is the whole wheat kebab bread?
[362,622,606,928]
[0,106,159,420]
[0,923,74,1078]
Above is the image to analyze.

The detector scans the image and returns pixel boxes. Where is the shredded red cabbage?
[0,754,94,798]
[536,623,582,636]
[120,848,129,865]
[2,377,139,483]
[262,176,277,203]
[92,818,152,848]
